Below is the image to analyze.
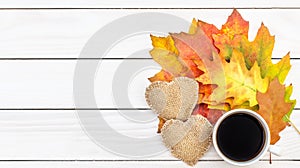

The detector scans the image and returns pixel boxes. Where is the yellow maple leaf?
[265,53,291,84]
[283,84,297,122]
[149,35,193,78]
[224,50,269,107]
[245,24,291,83]
[213,18,291,84]
[150,35,178,54]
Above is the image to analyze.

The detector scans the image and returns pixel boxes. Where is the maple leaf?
[148,70,173,82]
[150,34,178,53]
[221,9,249,38]
[224,50,269,107]
[150,35,194,78]
[213,12,291,84]
[283,84,297,122]
[265,53,291,84]
[212,9,249,61]
[256,78,293,144]
[249,24,275,71]
[242,24,291,83]
[171,28,226,104]
[189,19,219,43]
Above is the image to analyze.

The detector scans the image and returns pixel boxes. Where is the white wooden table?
[0,1,299,167]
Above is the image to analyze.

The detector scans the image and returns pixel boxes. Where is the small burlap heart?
[145,77,198,121]
[161,115,213,166]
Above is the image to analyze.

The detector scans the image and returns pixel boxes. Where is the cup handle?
[268,145,281,156]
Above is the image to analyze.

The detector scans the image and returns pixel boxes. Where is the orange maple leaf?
[210,9,249,61]
[256,78,293,144]
[189,19,219,43]
[148,70,173,82]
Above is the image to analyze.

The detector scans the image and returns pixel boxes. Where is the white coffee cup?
[213,109,281,166]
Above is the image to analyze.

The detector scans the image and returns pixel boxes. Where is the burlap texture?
[161,115,213,166]
[145,77,198,121]
[175,77,199,120]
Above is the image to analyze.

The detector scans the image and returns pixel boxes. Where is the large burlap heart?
[161,115,213,166]
[145,77,198,121]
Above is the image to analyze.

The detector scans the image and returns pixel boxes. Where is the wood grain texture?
[0,9,298,58]
[0,0,299,8]
[0,110,298,160]
[0,1,299,166]
[0,59,297,109]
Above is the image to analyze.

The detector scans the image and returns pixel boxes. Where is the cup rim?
[212,109,270,166]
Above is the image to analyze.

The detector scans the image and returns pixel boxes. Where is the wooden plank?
[0,59,297,109]
[0,0,299,8]
[0,161,298,168]
[0,110,298,160]
[0,9,298,58]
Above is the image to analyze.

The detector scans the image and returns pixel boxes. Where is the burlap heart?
[161,115,213,166]
[145,77,198,121]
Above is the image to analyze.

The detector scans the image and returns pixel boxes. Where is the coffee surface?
[217,113,265,161]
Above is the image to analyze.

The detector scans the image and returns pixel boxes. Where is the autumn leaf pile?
[148,9,296,145]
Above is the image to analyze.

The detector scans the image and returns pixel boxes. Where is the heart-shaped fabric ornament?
[145,77,198,121]
[161,115,213,166]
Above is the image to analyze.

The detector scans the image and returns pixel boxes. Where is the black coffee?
[216,113,265,161]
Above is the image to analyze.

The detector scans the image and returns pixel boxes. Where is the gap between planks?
[0,8,300,10]
[0,159,298,161]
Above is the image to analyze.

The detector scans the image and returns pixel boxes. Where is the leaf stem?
[290,119,300,134]
[284,115,300,134]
